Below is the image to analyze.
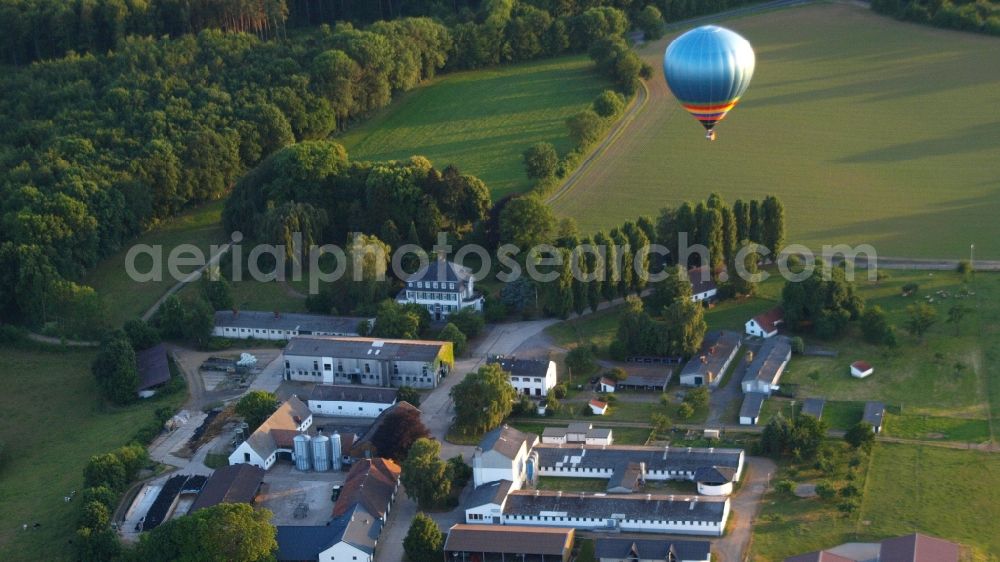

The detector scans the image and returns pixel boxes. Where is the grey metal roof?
[567,422,592,432]
[617,371,672,388]
[503,491,728,523]
[214,310,369,334]
[801,398,826,419]
[466,480,514,508]
[680,331,741,380]
[284,336,448,362]
[479,426,537,459]
[444,525,574,556]
[594,538,711,560]
[310,384,397,405]
[542,427,568,438]
[404,258,472,287]
[190,464,264,512]
[694,466,736,485]
[532,444,742,474]
[487,356,550,378]
[275,503,383,561]
[136,343,171,390]
[607,462,644,492]
[863,401,885,428]
[587,428,613,439]
[742,337,792,385]
[740,393,767,419]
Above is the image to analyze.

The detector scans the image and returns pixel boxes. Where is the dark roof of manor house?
[487,356,551,378]
[503,491,728,523]
[594,538,711,561]
[136,343,171,390]
[404,258,473,286]
[284,336,449,362]
[532,444,742,474]
[214,310,369,334]
[310,384,397,405]
[444,525,575,556]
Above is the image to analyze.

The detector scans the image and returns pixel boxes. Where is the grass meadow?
[337,56,613,199]
[551,3,1000,259]
[83,201,227,326]
[0,345,184,560]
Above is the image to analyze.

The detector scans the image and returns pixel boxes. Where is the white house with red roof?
[589,399,609,415]
[850,361,874,378]
[745,307,784,338]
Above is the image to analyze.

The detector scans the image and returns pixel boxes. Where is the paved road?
[719,456,776,562]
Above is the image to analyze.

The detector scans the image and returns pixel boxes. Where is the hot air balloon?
[663,25,755,141]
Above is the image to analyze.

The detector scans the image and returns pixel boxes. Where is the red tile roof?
[851,361,872,372]
[752,307,784,333]
[600,377,616,387]
[590,399,608,409]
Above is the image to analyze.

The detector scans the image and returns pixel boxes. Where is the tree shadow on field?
[805,188,1000,259]
[835,121,1000,163]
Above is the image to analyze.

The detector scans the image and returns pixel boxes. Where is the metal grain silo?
[312,434,331,472]
[293,433,312,471]
[330,431,343,471]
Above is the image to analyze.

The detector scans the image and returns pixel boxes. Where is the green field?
[337,56,614,199]
[551,3,1000,259]
[83,201,227,326]
[859,444,1000,560]
[0,345,184,560]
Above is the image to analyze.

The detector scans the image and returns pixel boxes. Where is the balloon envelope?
[663,25,755,131]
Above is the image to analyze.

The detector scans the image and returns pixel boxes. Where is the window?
[324,363,332,371]
[365,364,371,373]
[313,361,319,371]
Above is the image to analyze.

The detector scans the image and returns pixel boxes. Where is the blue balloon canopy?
[663,25,756,135]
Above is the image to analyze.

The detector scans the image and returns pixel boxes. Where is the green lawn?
[860,444,1000,561]
[551,3,1000,260]
[0,345,185,561]
[337,56,613,199]
[83,201,227,326]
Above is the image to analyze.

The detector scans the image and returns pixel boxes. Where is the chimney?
[232,307,239,317]
[274,309,280,318]
[689,501,696,510]
[700,355,707,364]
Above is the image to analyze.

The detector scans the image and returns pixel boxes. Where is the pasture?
[337,56,614,199]
[0,345,184,561]
[551,3,1000,259]
[83,201,227,326]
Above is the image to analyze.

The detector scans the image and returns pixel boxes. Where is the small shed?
[598,377,617,393]
[589,399,608,416]
[851,361,874,379]
[863,401,886,434]
[136,344,171,394]
[739,392,766,425]
[801,398,825,420]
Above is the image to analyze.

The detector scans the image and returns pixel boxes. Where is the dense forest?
[0,0,767,336]
[871,0,1000,35]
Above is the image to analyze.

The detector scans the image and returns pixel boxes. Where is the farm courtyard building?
[739,392,767,426]
[188,464,264,512]
[282,336,453,389]
[594,537,712,562]
[396,257,484,320]
[136,343,171,394]
[741,336,792,395]
[487,355,558,397]
[472,425,539,488]
[540,423,613,446]
[687,266,718,302]
[228,396,312,470]
[784,532,960,562]
[275,458,400,562]
[531,444,745,492]
[745,307,784,338]
[500,491,730,536]
[213,310,372,340]
[307,384,397,418]
[679,330,742,387]
[443,524,575,562]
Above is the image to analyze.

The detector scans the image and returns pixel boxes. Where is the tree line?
[871,0,1000,36]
